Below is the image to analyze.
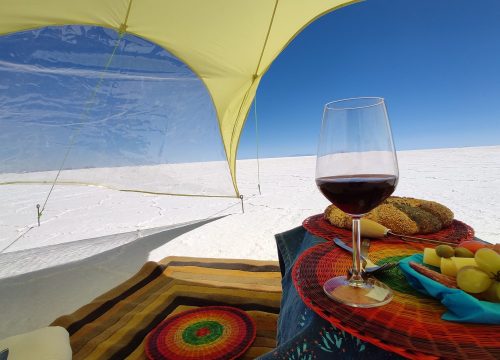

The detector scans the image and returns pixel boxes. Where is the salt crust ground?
[0,146,499,338]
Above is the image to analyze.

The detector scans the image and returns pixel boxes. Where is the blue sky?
[238,0,500,159]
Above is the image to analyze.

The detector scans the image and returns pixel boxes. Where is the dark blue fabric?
[258,227,403,359]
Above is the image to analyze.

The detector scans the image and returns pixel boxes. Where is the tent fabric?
[0,26,236,198]
[0,0,356,196]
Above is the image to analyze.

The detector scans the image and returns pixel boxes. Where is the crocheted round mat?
[145,306,256,360]
[303,214,475,244]
[292,238,500,359]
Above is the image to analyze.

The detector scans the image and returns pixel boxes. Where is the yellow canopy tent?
[0,0,356,196]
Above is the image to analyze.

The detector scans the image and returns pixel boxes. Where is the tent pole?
[254,97,262,195]
[240,195,244,214]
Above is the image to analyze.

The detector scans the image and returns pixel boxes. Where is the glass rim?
[325,97,385,111]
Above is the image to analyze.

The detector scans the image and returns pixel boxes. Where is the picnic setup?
[1,1,499,360]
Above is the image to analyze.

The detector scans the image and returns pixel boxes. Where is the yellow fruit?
[475,248,500,277]
[440,257,457,277]
[456,266,493,293]
[454,247,474,258]
[423,248,441,267]
[482,281,500,303]
[452,257,477,272]
[435,245,454,258]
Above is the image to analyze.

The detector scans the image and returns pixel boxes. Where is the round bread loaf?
[324,196,454,235]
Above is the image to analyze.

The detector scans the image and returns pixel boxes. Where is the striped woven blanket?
[51,256,281,359]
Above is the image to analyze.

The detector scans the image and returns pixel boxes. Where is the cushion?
[0,326,71,360]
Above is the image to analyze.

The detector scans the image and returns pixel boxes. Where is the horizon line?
[236,144,500,161]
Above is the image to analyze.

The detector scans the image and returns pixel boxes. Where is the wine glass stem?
[350,216,364,285]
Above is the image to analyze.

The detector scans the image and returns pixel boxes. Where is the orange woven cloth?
[51,256,281,359]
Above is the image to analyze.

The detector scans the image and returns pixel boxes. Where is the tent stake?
[240,195,244,214]
[36,204,41,227]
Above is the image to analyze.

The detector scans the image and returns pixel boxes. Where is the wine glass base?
[323,276,393,308]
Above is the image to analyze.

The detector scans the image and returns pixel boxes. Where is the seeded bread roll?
[324,196,454,235]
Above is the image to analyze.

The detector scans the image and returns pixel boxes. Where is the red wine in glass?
[316,174,398,215]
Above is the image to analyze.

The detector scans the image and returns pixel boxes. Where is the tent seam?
[254,0,280,77]
[0,181,238,199]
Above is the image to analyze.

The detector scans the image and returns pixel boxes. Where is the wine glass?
[316,97,399,308]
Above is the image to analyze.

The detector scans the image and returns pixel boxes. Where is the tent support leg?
[240,195,244,214]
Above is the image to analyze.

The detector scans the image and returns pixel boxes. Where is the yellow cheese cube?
[440,257,457,277]
[423,248,441,268]
[452,257,477,272]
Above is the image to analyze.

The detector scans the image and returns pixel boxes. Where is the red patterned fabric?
[303,214,474,244]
